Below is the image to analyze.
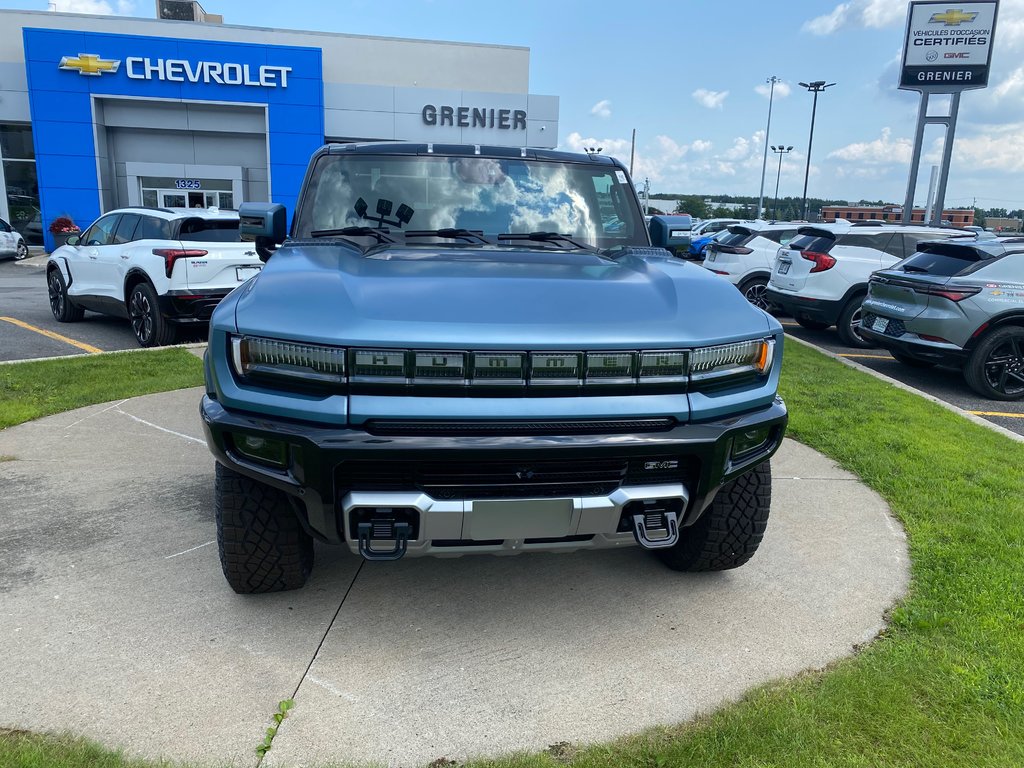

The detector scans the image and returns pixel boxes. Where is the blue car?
[201,143,787,593]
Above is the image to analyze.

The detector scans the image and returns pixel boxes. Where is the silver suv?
[861,236,1024,400]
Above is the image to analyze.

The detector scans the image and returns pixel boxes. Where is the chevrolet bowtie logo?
[929,8,980,25]
[59,53,121,76]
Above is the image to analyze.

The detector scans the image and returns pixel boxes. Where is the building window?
[0,124,41,245]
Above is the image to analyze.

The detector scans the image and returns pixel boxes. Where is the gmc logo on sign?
[945,52,971,58]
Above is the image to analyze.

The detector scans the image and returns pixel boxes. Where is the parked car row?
[685,216,1023,400]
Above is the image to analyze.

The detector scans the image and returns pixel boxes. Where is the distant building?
[985,217,1022,232]
[821,204,974,227]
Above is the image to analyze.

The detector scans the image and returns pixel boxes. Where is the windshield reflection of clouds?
[308,158,605,242]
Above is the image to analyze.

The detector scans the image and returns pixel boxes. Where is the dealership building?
[0,3,559,249]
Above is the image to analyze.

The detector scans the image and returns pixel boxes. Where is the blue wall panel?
[23,27,324,250]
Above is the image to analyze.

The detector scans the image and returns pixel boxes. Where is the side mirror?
[239,202,287,263]
[65,234,81,247]
[648,215,693,255]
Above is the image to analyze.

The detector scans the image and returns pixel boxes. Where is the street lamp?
[771,145,794,221]
[798,80,836,221]
[757,75,781,220]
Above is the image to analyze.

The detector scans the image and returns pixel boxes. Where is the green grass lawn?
[2,340,1023,767]
[0,348,204,430]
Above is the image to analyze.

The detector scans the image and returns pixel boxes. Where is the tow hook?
[357,520,411,561]
[631,506,681,549]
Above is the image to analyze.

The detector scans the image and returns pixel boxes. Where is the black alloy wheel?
[965,327,1024,400]
[129,285,155,346]
[128,282,176,347]
[48,268,84,322]
[740,277,771,311]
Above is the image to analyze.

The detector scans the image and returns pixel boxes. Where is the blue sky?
[8,0,1024,210]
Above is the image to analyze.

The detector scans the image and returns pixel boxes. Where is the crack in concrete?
[255,560,365,766]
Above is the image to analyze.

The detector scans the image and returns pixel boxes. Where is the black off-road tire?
[891,350,936,369]
[47,267,85,322]
[215,462,314,594]
[836,294,874,349]
[128,281,177,347]
[964,326,1024,401]
[795,316,830,331]
[657,461,771,572]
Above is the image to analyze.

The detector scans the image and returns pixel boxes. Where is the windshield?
[293,154,646,249]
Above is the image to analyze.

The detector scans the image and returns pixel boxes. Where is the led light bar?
[231,336,346,384]
[689,339,774,381]
[228,336,775,390]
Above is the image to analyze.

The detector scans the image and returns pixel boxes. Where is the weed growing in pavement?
[255,699,295,757]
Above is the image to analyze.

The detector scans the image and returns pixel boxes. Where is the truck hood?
[233,243,772,348]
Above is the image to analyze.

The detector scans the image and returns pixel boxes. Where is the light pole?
[771,145,793,221]
[798,80,835,221]
[757,75,780,220]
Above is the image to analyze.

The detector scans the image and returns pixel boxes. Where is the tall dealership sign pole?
[899,1,998,225]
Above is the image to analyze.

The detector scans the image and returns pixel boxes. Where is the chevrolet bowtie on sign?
[900,0,998,90]
[59,53,120,76]
[929,9,980,25]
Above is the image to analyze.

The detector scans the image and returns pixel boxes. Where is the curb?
[787,334,1024,444]
[0,342,207,367]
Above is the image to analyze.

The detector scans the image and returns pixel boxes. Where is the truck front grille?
[336,455,696,500]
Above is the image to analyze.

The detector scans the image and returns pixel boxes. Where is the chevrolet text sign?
[900,1,999,91]
[59,53,292,88]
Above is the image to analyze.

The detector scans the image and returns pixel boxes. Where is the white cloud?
[52,0,134,13]
[803,0,904,34]
[954,123,1024,172]
[692,88,728,110]
[589,99,612,119]
[723,136,752,161]
[690,139,712,153]
[828,127,913,165]
[755,81,792,99]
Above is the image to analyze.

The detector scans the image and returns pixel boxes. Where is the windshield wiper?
[310,226,395,244]
[496,232,598,252]
[404,228,490,244]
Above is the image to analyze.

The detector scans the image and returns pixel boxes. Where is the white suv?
[702,221,800,309]
[46,207,262,347]
[765,221,971,347]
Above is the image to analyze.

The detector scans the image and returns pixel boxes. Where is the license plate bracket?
[236,265,261,281]
[466,498,574,540]
[872,316,889,333]
[778,260,791,275]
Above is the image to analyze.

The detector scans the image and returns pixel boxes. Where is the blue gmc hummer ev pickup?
[200,142,788,593]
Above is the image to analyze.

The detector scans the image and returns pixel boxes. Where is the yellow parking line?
[780,322,799,327]
[0,317,103,354]
[837,353,893,360]
[969,411,1024,419]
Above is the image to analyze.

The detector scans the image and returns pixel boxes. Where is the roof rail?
[120,205,177,214]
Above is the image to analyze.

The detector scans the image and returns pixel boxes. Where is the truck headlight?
[231,335,346,385]
[688,338,774,383]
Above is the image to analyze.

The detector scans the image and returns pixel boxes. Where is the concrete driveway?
[0,388,909,767]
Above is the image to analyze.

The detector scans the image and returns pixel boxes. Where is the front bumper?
[765,289,844,326]
[200,396,788,554]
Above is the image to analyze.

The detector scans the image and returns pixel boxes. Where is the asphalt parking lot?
[0,255,203,360]
[2,255,1021,436]
[0,387,909,767]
